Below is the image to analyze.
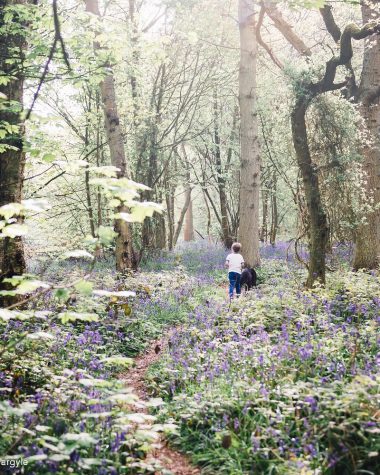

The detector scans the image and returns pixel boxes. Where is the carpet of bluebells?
[0,241,379,475]
[147,242,380,474]
[0,256,201,474]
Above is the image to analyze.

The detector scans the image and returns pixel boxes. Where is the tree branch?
[317,22,380,94]
[256,6,283,70]
[319,5,341,43]
[264,1,311,56]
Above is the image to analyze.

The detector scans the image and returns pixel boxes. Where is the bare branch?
[256,6,283,70]
[264,1,311,56]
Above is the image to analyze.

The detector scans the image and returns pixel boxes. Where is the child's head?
[231,242,241,253]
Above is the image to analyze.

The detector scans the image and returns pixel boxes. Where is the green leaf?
[63,250,94,260]
[79,458,102,466]
[115,212,134,222]
[54,288,69,301]
[26,331,54,341]
[1,223,28,238]
[100,356,134,367]
[61,433,97,447]
[14,279,50,295]
[25,454,48,462]
[79,378,114,388]
[0,203,24,219]
[42,153,56,163]
[130,202,163,223]
[92,289,135,298]
[0,309,26,323]
[58,311,99,324]
[29,149,40,158]
[49,454,70,462]
[74,280,93,296]
[107,393,139,404]
[35,425,50,432]
[97,226,117,246]
[89,165,119,177]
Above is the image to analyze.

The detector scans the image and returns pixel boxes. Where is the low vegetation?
[2,243,378,474]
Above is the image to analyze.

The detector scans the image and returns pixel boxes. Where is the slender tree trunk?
[165,156,178,250]
[95,111,103,229]
[85,0,135,271]
[128,0,139,128]
[202,190,212,240]
[237,0,261,267]
[270,172,278,246]
[353,1,380,269]
[85,167,95,237]
[260,188,269,243]
[183,199,194,242]
[0,0,30,305]
[213,91,230,248]
[291,98,328,286]
[166,192,174,250]
[84,97,96,237]
[173,180,192,247]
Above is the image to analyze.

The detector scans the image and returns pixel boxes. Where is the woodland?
[0,0,379,474]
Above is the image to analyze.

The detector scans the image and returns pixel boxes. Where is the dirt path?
[122,334,200,475]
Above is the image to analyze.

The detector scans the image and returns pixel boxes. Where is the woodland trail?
[123,332,200,475]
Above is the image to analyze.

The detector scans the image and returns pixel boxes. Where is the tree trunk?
[173,181,192,247]
[291,98,328,286]
[260,188,269,243]
[166,192,174,250]
[85,0,135,271]
[155,212,166,249]
[237,0,261,267]
[95,106,103,230]
[0,0,30,306]
[84,98,96,237]
[353,1,380,269]
[213,91,231,248]
[184,199,194,242]
[270,172,278,246]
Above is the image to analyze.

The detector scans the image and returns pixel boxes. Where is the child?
[225,242,245,299]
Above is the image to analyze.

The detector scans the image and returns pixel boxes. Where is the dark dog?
[240,268,257,291]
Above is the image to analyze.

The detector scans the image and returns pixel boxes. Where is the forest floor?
[122,332,200,474]
[0,241,379,475]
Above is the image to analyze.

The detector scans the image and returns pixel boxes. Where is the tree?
[290,19,380,286]
[237,0,261,267]
[257,2,380,285]
[0,0,34,304]
[214,90,233,248]
[84,0,136,272]
[353,0,380,269]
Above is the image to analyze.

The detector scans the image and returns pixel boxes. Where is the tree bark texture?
[183,199,194,242]
[237,0,261,267]
[0,0,30,305]
[291,99,328,286]
[213,91,231,248]
[260,188,268,243]
[85,0,135,271]
[270,172,278,246]
[172,169,192,248]
[353,1,380,269]
[289,19,380,286]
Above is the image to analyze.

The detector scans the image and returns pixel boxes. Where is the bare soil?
[122,334,200,475]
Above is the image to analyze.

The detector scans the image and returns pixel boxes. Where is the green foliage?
[149,260,380,474]
[0,261,197,473]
